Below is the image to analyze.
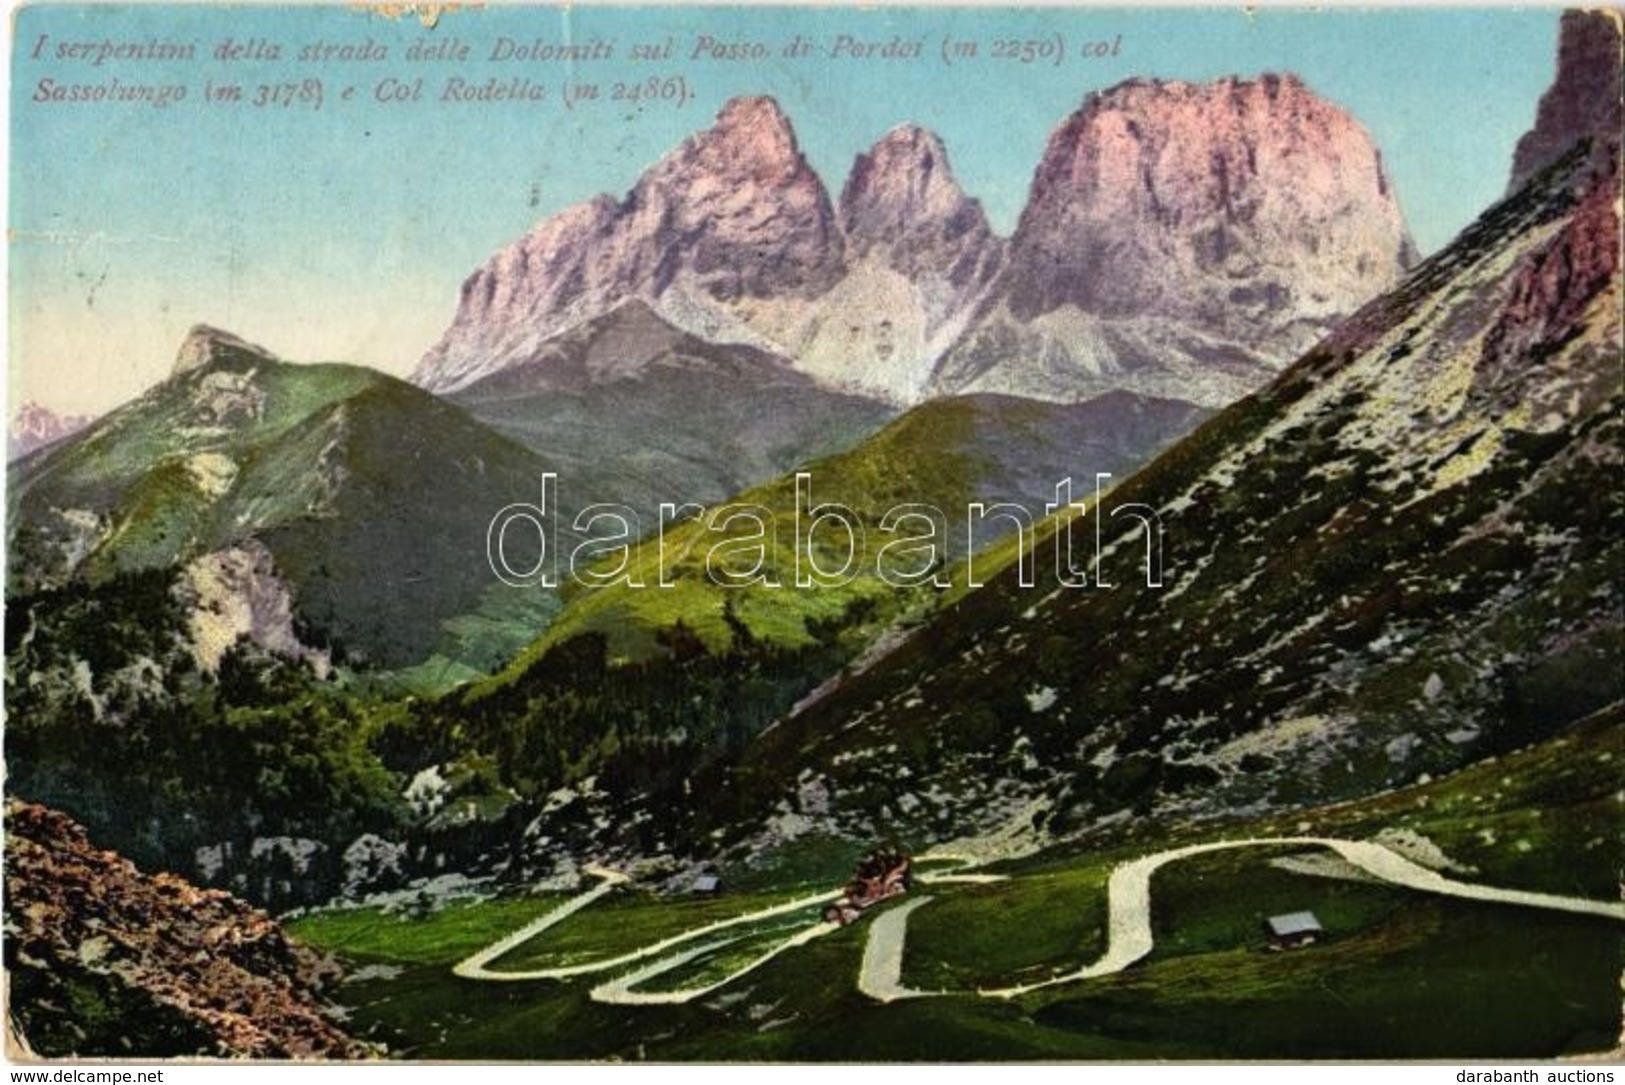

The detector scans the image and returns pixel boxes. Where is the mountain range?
[9,72,1422,679]
[415,77,1413,409]
[707,9,1623,853]
[296,8,1621,882]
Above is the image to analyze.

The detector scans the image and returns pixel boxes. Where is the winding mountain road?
[454,870,839,986]
[588,920,844,1006]
[859,836,1625,1003]
[452,864,628,981]
[452,838,1624,1007]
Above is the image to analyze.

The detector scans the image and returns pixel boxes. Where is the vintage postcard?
[4,1,1622,1063]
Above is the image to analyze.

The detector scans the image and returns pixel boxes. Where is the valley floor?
[289,713,1624,1060]
[438,836,1621,1007]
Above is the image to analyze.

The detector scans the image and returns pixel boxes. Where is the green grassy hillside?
[482,390,1203,670]
[450,301,899,523]
[710,140,1624,849]
[8,345,567,669]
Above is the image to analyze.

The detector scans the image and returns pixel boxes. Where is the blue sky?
[10,5,1562,415]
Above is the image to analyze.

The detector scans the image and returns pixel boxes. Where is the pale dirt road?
[856,897,939,1002]
[588,920,844,1006]
[452,870,838,988]
[452,864,628,981]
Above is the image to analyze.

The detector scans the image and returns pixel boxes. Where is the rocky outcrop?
[1480,9,1621,421]
[180,541,333,677]
[173,324,279,377]
[1479,167,1620,410]
[790,125,1005,402]
[933,74,1416,407]
[171,326,277,430]
[3,800,365,1059]
[839,125,1003,290]
[1508,10,1622,192]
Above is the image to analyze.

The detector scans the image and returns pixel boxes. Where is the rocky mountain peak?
[1508,9,1623,192]
[930,72,1415,407]
[628,94,845,296]
[839,124,997,268]
[702,95,803,177]
[788,122,1008,402]
[841,125,953,217]
[413,95,847,394]
[417,81,1416,409]
[8,401,92,461]
[1004,71,1413,323]
[173,324,279,377]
